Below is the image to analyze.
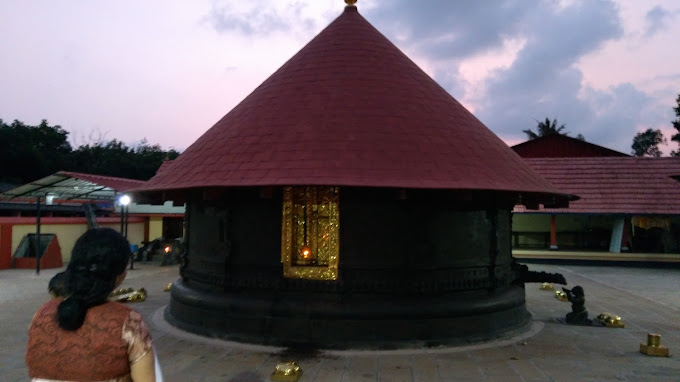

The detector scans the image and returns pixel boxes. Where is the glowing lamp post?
[119,194,133,269]
[119,194,131,206]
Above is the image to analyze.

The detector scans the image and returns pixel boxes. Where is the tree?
[0,117,180,184]
[523,118,567,140]
[671,94,680,156]
[68,139,180,180]
[0,119,73,184]
[631,128,666,157]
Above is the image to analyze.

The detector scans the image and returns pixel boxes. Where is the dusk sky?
[1,0,679,155]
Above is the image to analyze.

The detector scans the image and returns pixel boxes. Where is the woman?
[26,228,156,382]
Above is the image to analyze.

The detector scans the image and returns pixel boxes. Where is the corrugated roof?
[0,171,144,201]
[514,157,680,215]
[135,5,571,204]
[57,171,145,192]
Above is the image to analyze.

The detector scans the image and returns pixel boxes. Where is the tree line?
[0,118,180,185]
[523,93,680,157]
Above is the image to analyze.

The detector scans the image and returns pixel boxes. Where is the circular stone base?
[166,280,532,350]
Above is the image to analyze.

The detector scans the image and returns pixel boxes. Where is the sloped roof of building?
[0,171,144,201]
[512,134,629,158]
[154,160,174,176]
[136,5,572,205]
[514,157,680,215]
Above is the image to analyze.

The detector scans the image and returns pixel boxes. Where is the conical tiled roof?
[138,5,571,202]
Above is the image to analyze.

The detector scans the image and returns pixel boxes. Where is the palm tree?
[523,118,567,140]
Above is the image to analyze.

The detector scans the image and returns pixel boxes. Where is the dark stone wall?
[171,186,528,348]
[167,282,531,349]
[182,187,514,293]
[339,188,514,293]
[182,188,282,288]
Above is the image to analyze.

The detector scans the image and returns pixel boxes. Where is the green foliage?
[0,119,72,184]
[671,94,680,156]
[523,118,568,140]
[71,139,180,180]
[631,128,666,157]
[0,118,180,185]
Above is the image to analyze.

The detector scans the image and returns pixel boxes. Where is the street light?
[119,194,131,207]
[118,194,133,269]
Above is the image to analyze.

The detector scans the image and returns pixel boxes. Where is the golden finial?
[345,0,357,6]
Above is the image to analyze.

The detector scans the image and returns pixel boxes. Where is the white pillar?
[609,217,624,253]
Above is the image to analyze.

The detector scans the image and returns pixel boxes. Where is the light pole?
[118,194,133,269]
[35,195,42,275]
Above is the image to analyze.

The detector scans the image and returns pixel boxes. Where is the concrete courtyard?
[2,262,678,381]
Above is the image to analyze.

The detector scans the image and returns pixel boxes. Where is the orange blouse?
[26,299,152,382]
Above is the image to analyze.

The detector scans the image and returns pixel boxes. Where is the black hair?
[48,271,69,298]
[57,228,130,331]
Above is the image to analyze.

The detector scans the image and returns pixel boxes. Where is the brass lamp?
[596,313,624,328]
[554,290,568,301]
[272,361,302,382]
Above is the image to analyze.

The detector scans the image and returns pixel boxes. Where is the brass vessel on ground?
[271,362,302,382]
[596,313,624,328]
[639,333,670,357]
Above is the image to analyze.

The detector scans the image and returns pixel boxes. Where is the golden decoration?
[272,361,302,382]
[164,283,172,292]
[596,313,624,328]
[345,0,357,6]
[554,290,568,301]
[640,333,670,357]
[540,282,554,291]
[109,287,147,302]
[110,287,134,296]
[281,186,339,280]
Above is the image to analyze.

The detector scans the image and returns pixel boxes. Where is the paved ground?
[1,262,678,381]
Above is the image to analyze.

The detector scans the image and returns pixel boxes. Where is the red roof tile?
[514,157,680,214]
[512,135,629,158]
[154,160,174,176]
[136,6,569,201]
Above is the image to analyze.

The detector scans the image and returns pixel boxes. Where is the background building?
[512,134,680,257]
[0,171,183,269]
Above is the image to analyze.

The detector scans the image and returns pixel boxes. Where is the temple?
[135,2,575,349]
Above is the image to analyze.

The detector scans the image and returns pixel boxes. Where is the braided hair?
[48,271,69,298]
[56,228,130,331]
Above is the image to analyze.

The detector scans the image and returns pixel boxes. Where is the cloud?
[644,6,673,38]
[365,1,666,153]
[580,83,666,151]
[366,0,531,60]
[473,1,625,141]
[204,0,316,37]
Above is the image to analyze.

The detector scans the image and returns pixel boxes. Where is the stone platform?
[2,262,678,381]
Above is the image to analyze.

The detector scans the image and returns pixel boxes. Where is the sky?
[1,0,679,155]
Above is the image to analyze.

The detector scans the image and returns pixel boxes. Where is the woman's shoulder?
[34,298,61,315]
[104,300,135,311]
[88,301,136,320]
